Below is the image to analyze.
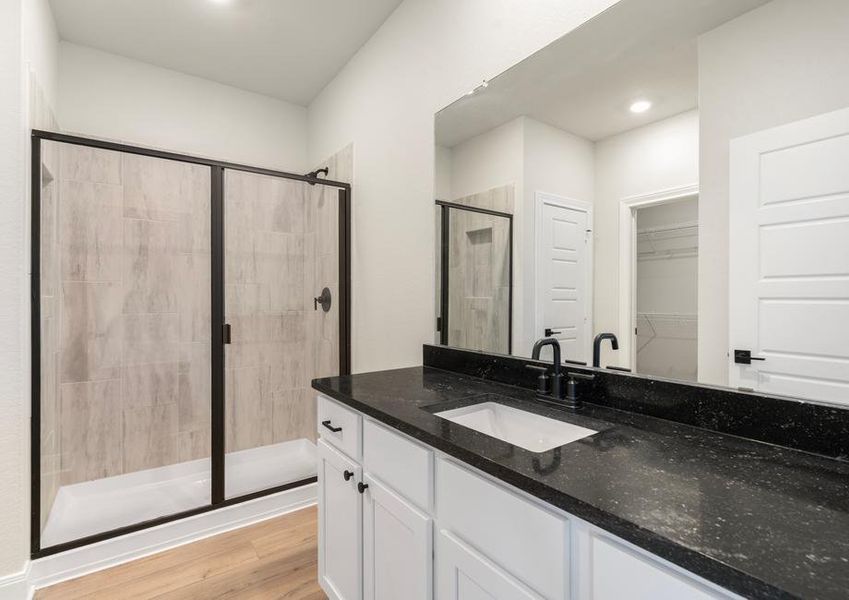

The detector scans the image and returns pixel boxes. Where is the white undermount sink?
[435,401,597,453]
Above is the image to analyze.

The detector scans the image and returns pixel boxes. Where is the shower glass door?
[438,202,513,354]
[36,140,212,549]
[32,130,350,556]
[222,169,342,499]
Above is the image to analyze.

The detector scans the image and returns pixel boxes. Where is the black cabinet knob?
[343,470,354,481]
[357,482,369,494]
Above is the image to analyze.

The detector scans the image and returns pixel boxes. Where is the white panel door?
[363,475,432,600]
[436,530,542,600]
[536,195,591,363]
[318,439,363,600]
[729,107,849,404]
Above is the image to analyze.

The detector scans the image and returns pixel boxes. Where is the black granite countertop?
[313,366,849,600]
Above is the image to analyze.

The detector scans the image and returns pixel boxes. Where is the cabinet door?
[584,532,726,600]
[318,439,362,600]
[363,474,432,600]
[437,530,542,600]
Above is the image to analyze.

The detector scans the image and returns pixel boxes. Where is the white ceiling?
[49,0,403,106]
[436,0,770,147]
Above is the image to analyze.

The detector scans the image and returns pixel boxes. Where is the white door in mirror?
[730,106,849,404]
[536,194,591,364]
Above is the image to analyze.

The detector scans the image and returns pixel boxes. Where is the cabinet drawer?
[317,395,362,460]
[436,458,569,600]
[363,419,433,511]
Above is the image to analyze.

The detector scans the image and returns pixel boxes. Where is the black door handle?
[343,470,354,481]
[357,482,369,494]
[321,420,342,433]
[545,328,562,337]
[734,349,766,365]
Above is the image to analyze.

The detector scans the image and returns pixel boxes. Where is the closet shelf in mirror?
[636,313,697,343]
[637,221,698,260]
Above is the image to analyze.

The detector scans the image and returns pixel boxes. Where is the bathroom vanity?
[313,346,849,600]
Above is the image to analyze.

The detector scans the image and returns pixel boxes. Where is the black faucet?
[530,337,563,399]
[592,333,619,368]
[529,337,595,410]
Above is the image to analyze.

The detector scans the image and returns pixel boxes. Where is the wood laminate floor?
[36,506,327,600]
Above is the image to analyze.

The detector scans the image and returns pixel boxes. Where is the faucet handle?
[562,371,594,410]
[525,364,549,394]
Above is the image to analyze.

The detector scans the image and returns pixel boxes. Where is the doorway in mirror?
[634,196,698,382]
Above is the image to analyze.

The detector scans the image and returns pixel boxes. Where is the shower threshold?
[40,438,316,549]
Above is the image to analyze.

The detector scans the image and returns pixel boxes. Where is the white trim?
[618,184,699,370]
[27,483,316,593]
[0,563,33,600]
[534,191,594,363]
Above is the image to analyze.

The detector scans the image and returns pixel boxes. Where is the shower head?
[305,167,329,184]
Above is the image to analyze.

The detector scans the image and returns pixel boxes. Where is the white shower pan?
[41,438,316,548]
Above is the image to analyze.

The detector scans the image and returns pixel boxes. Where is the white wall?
[59,43,309,172]
[0,0,26,584]
[594,109,699,368]
[1,0,60,584]
[698,0,849,385]
[449,117,524,201]
[434,144,452,200]
[307,0,619,373]
[23,0,59,110]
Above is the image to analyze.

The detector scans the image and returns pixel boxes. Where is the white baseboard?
[0,564,33,600]
[12,483,317,595]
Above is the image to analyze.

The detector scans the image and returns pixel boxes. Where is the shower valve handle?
[314,287,332,312]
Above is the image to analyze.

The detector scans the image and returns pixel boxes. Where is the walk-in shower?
[436,199,512,354]
[31,131,351,556]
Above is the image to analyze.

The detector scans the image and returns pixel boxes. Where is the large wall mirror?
[433,0,849,406]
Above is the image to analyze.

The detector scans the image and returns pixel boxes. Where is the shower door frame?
[30,129,352,558]
[436,200,513,354]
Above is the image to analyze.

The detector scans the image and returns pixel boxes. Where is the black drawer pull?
[343,470,354,481]
[321,420,342,433]
[357,482,369,494]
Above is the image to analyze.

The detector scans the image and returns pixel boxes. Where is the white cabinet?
[317,398,434,600]
[436,458,569,599]
[576,530,728,600]
[317,396,737,600]
[318,439,362,600]
[363,475,433,600]
[437,530,542,600]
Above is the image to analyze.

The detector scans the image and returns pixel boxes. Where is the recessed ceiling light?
[629,100,652,114]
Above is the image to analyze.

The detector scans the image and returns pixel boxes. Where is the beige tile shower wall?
[45,141,212,497]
